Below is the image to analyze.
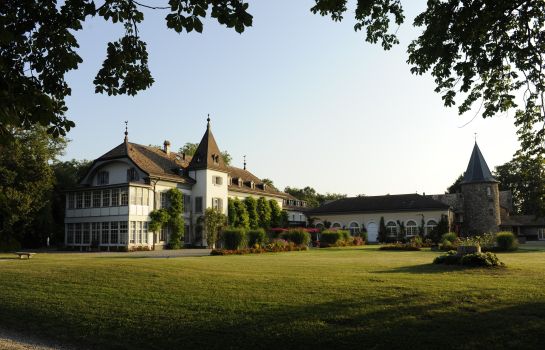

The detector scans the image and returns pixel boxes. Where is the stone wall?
[461,182,501,235]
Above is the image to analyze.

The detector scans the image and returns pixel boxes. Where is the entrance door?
[367,222,378,242]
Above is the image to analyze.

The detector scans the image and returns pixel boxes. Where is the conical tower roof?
[462,142,497,184]
[188,117,228,172]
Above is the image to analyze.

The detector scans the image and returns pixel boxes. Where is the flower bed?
[211,239,308,256]
[433,250,504,267]
[379,243,421,251]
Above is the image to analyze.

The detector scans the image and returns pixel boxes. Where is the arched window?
[332,222,342,229]
[425,220,438,235]
[386,221,397,236]
[97,171,109,185]
[316,223,324,230]
[349,222,360,235]
[127,167,139,182]
[405,220,418,237]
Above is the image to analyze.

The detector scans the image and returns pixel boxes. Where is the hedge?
[222,228,246,250]
[281,229,311,246]
[247,228,267,247]
[495,231,518,251]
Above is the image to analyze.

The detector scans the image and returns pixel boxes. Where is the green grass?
[1,246,545,349]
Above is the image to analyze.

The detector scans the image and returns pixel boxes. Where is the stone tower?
[461,142,501,235]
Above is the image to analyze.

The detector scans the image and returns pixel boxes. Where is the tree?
[378,216,387,243]
[256,197,272,229]
[269,199,282,228]
[280,210,289,228]
[262,178,276,189]
[149,188,184,249]
[244,197,259,229]
[284,186,347,208]
[6,2,545,154]
[232,197,249,229]
[0,127,66,250]
[203,207,227,248]
[227,198,238,226]
[447,174,464,194]
[494,153,545,216]
[179,142,232,165]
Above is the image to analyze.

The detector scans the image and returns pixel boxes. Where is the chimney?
[182,152,186,161]
[163,140,171,155]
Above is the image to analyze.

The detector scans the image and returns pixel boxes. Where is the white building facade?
[64,119,307,250]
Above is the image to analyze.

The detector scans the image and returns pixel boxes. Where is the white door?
[367,222,378,242]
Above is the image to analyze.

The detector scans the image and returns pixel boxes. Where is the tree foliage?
[203,207,227,248]
[256,197,272,229]
[447,174,464,194]
[378,216,387,243]
[494,153,545,216]
[229,197,249,229]
[149,188,185,249]
[0,127,66,249]
[243,196,259,229]
[269,199,282,228]
[284,186,346,208]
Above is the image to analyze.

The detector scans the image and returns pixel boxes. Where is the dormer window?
[127,167,139,182]
[212,154,220,164]
[238,178,243,187]
[250,181,255,189]
[228,176,233,186]
[97,171,109,185]
[262,183,267,190]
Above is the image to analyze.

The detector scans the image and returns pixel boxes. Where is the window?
[160,225,168,242]
[425,220,438,236]
[238,178,243,187]
[183,195,191,213]
[332,223,341,228]
[127,167,139,182]
[195,197,203,213]
[212,198,223,211]
[91,223,100,244]
[76,192,83,209]
[97,171,109,185]
[84,192,91,208]
[120,188,129,206]
[138,221,143,244]
[405,220,418,237]
[67,223,74,244]
[130,221,136,244]
[102,189,110,207]
[143,222,148,244]
[67,193,75,209]
[538,228,545,241]
[75,223,82,244]
[109,222,118,244]
[82,223,90,244]
[349,222,360,235]
[143,189,149,206]
[386,221,398,237]
[119,222,128,244]
[160,192,168,209]
[101,222,109,244]
[486,186,492,197]
[136,187,143,205]
[92,191,101,207]
[111,188,119,207]
[212,176,223,185]
[250,181,255,189]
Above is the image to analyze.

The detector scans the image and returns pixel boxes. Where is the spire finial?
[124,121,128,142]
[207,114,211,129]
[243,155,247,170]
[474,132,477,143]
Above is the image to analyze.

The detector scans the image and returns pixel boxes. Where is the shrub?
[281,228,311,246]
[338,230,351,241]
[222,228,246,250]
[433,250,460,265]
[441,232,458,244]
[460,252,504,267]
[360,231,368,243]
[320,230,342,246]
[440,241,459,251]
[495,231,518,251]
[380,243,421,251]
[352,237,365,246]
[247,228,267,247]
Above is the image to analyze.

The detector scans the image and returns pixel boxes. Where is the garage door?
[367,222,378,242]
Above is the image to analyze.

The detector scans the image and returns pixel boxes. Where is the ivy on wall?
[149,188,184,249]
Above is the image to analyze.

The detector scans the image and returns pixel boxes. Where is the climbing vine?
[149,188,184,249]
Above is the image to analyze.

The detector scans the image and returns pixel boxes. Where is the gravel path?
[0,328,73,350]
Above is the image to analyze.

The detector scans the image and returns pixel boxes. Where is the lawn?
[1,246,545,349]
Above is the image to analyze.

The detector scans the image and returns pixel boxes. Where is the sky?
[63,0,520,196]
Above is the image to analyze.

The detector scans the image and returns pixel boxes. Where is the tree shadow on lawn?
[372,263,473,274]
[1,293,543,350]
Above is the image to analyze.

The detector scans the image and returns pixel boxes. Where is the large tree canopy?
[2,1,544,154]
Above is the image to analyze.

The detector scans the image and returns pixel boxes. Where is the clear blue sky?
[63,0,520,196]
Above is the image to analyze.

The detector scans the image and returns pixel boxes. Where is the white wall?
[89,160,146,186]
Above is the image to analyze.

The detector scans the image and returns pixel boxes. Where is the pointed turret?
[462,142,497,183]
[188,116,228,172]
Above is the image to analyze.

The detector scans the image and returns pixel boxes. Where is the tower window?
[486,186,492,197]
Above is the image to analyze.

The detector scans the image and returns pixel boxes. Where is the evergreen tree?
[244,197,259,229]
[378,216,387,243]
[269,199,282,228]
[233,198,249,229]
[227,198,237,226]
[256,197,272,229]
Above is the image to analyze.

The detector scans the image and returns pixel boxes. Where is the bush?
[360,231,368,243]
[247,228,267,247]
[281,228,311,246]
[460,252,504,267]
[441,232,458,244]
[222,228,246,250]
[433,251,504,267]
[495,231,518,251]
[352,236,365,246]
[320,230,342,246]
[379,243,421,251]
[338,230,351,241]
